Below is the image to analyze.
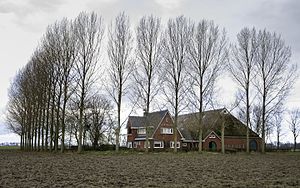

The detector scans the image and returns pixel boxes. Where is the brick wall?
[152,113,182,146]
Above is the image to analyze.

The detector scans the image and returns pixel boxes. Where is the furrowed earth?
[1,150,300,187]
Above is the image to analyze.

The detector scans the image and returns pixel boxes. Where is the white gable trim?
[151,111,169,138]
[203,131,221,141]
[177,128,184,139]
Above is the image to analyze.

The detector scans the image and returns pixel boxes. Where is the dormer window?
[137,128,146,135]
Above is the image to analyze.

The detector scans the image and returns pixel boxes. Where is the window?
[161,128,173,134]
[209,134,216,139]
[137,128,146,135]
[128,128,132,134]
[133,141,140,148]
[182,143,187,147]
[154,141,164,148]
[170,141,180,148]
[127,142,132,148]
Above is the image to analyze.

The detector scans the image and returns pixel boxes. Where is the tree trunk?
[261,95,266,153]
[38,104,43,151]
[50,91,55,152]
[145,112,149,153]
[116,102,121,152]
[115,77,122,152]
[20,133,23,150]
[198,84,203,153]
[61,107,66,153]
[294,136,297,152]
[277,133,280,151]
[61,91,67,153]
[198,129,202,152]
[78,105,84,153]
[34,106,38,151]
[45,88,51,151]
[246,82,250,153]
[55,84,62,152]
[221,121,225,154]
[174,89,178,153]
[145,80,151,153]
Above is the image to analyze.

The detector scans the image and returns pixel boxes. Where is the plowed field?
[1,150,300,187]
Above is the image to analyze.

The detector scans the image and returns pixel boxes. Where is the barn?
[126,108,261,152]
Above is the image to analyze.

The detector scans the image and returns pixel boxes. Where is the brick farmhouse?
[126,108,261,152]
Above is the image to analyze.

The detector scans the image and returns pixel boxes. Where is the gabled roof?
[128,116,145,128]
[178,108,260,140]
[127,108,260,142]
[128,110,168,129]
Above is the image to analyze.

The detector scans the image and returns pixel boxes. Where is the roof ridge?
[178,108,225,117]
[129,109,168,118]
[148,109,168,114]
[129,115,144,118]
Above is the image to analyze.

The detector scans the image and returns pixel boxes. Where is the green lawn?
[0,146,20,150]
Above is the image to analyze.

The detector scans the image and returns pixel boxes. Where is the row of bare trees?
[6,12,298,153]
[271,108,300,151]
[7,12,113,153]
[229,28,298,152]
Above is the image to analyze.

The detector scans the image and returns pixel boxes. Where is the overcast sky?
[0,0,299,142]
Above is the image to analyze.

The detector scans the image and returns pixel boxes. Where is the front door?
[209,141,217,151]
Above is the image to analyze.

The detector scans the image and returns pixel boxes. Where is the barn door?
[250,140,257,151]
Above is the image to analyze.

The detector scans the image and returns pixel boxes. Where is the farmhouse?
[127,108,261,152]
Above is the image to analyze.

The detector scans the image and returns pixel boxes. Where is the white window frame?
[133,141,140,148]
[127,142,132,148]
[154,141,164,148]
[209,134,216,139]
[170,141,180,148]
[161,128,173,134]
[137,128,146,135]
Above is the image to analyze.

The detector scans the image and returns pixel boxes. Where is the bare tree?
[42,23,63,152]
[161,16,192,152]
[287,108,300,151]
[187,19,227,152]
[7,56,46,151]
[273,110,284,150]
[6,70,27,150]
[74,12,104,153]
[31,49,50,151]
[107,12,134,152]
[85,93,112,149]
[255,29,297,153]
[229,27,257,153]
[132,15,162,152]
[59,19,77,153]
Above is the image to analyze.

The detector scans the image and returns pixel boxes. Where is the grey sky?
[0,0,299,142]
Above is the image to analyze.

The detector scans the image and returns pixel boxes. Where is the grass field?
[0,150,300,187]
[0,146,20,150]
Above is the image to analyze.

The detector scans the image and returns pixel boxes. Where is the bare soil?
[1,150,300,187]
